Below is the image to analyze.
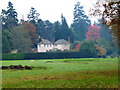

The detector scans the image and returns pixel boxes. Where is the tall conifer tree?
[59,14,70,41]
[2,1,18,30]
[97,19,112,40]
[72,1,91,41]
[27,7,40,25]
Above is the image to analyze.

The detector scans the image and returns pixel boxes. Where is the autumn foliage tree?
[95,45,106,57]
[22,22,38,47]
[102,1,120,42]
[90,1,120,55]
[86,24,100,40]
[10,26,32,52]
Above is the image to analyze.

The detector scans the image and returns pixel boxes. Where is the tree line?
[1,1,114,54]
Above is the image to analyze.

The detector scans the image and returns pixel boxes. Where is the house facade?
[37,39,70,52]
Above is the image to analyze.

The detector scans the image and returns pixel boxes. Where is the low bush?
[79,40,98,58]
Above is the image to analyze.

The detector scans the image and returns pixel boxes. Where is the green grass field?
[1,58,119,88]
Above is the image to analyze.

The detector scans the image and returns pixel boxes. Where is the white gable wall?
[37,43,70,52]
[37,44,54,52]
[56,44,70,51]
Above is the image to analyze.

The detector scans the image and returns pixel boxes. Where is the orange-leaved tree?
[86,24,100,40]
[90,1,120,46]
[22,22,38,47]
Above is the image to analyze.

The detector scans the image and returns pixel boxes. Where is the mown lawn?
[1,58,118,88]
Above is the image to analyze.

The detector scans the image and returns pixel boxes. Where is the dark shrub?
[79,40,98,58]
[2,66,9,69]
[24,65,32,70]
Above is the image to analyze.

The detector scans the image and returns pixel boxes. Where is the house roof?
[39,39,70,45]
[39,39,52,44]
[54,39,69,44]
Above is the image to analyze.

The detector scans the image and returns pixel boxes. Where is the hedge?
[2,52,97,60]
[2,53,25,60]
[24,52,83,60]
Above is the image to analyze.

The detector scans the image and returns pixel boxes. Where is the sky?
[0,0,97,26]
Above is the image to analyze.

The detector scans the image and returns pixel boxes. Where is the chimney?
[68,37,70,43]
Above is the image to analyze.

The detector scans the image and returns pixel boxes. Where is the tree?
[86,24,100,40]
[102,1,120,42]
[59,14,71,41]
[90,1,120,52]
[2,30,13,53]
[27,7,40,25]
[53,21,61,41]
[79,40,98,58]
[95,44,106,57]
[97,19,113,40]
[36,19,45,37]
[22,22,38,48]
[36,19,54,42]
[10,26,32,53]
[1,1,18,30]
[44,20,54,42]
[69,26,75,43]
[54,16,74,42]
[70,41,81,51]
[103,1,120,56]
[72,1,91,41]
[98,38,117,56]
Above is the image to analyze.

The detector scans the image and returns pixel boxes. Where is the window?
[50,44,52,47]
[44,44,46,47]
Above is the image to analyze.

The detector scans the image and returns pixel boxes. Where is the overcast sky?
[0,0,97,26]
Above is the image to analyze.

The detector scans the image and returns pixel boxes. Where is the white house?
[37,39,70,52]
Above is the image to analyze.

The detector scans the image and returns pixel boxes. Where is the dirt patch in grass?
[21,70,118,81]
[65,59,96,62]
[55,61,89,64]
[82,70,118,76]
[1,65,33,70]
[45,61,54,63]
[64,61,71,63]
[1,65,49,70]
[34,66,48,70]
